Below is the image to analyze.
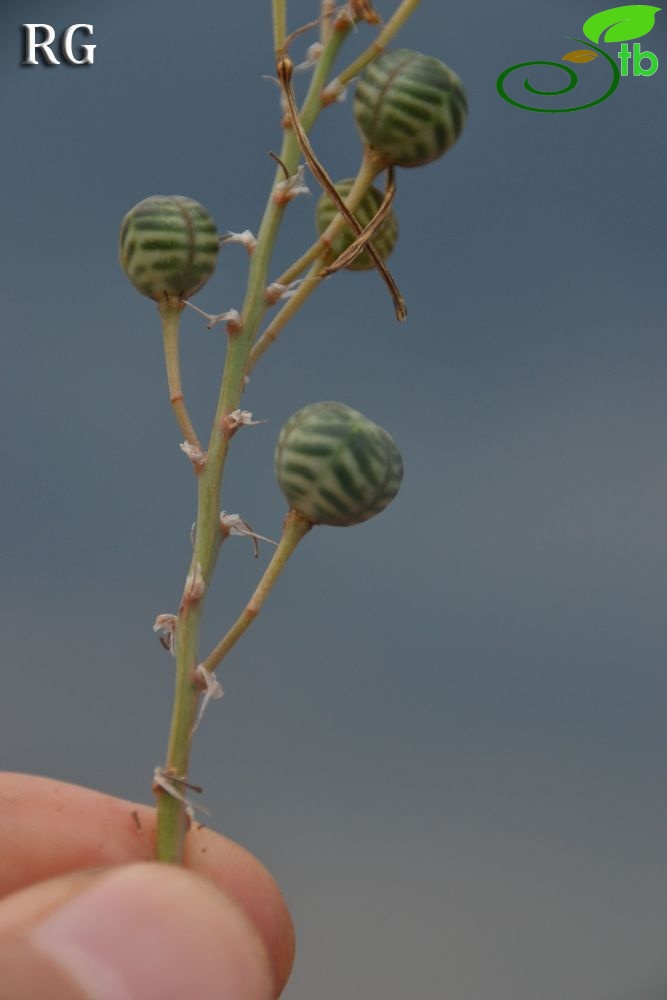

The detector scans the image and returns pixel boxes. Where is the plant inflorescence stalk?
[155,0,422,864]
[155,15,353,864]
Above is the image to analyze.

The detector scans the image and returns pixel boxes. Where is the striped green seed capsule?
[315,180,398,271]
[119,195,219,301]
[275,402,403,527]
[354,49,467,168]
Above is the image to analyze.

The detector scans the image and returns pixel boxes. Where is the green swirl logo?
[497,5,661,113]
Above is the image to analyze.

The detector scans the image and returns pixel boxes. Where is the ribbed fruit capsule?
[119,195,219,301]
[275,402,403,527]
[354,49,467,168]
[315,180,398,271]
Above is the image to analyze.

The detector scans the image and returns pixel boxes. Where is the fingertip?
[0,774,295,995]
[29,863,276,1000]
[185,828,296,994]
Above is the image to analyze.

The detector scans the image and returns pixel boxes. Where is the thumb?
[0,863,277,999]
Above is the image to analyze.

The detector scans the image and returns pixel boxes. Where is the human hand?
[0,773,294,998]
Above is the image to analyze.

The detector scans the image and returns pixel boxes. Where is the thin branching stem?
[321,0,336,45]
[273,0,287,58]
[199,510,312,675]
[159,299,202,452]
[325,0,422,96]
[155,17,352,864]
[155,0,422,863]
[247,149,385,375]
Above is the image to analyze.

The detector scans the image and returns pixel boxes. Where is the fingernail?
[29,863,274,1000]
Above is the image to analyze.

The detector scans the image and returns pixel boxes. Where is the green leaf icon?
[582,5,661,43]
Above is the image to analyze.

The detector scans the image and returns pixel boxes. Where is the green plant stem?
[199,510,312,675]
[273,0,287,58]
[155,18,352,864]
[321,0,335,44]
[249,262,321,377]
[158,299,202,451]
[325,0,422,97]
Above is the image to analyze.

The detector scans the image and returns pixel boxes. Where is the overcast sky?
[1,2,665,997]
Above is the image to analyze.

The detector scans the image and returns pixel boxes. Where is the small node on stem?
[294,41,324,72]
[321,77,349,105]
[179,441,208,469]
[219,230,257,255]
[264,280,306,305]
[273,164,311,205]
[181,299,243,333]
[153,613,177,655]
[264,282,287,306]
[153,768,208,821]
[334,7,356,30]
[221,409,266,438]
[220,512,278,557]
[182,562,205,606]
[224,311,243,335]
[191,665,224,735]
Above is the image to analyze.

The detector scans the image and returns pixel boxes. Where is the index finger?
[0,772,294,993]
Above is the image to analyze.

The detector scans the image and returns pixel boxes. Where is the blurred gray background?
[1,1,665,997]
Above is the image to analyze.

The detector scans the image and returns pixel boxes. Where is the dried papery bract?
[315,177,398,272]
[348,0,382,25]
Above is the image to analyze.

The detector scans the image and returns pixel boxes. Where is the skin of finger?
[0,934,87,1000]
[0,773,294,995]
[0,864,275,1000]
[0,871,101,935]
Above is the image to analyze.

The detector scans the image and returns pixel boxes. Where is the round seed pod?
[354,49,467,168]
[315,180,398,271]
[275,402,403,527]
[119,195,219,301]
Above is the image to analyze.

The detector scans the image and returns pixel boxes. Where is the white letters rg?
[22,24,96,66]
